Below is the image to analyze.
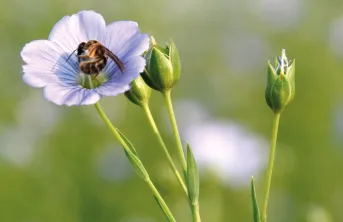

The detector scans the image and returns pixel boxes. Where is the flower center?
[78,73,108,89]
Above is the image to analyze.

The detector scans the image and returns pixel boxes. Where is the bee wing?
[104,48,125,73]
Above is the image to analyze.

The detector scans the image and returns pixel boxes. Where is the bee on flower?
[21,10,150,106]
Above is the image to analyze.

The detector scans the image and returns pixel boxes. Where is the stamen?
[88,75,94,89]
[78,72,107,89]
[82,73,85,86]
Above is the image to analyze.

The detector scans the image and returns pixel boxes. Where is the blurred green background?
[1,0,343,221]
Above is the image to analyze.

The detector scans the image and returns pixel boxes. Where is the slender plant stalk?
[163,90,187,175]
[162,90,202,221]
[94,102,176,222]
[142,103,188,195]
[262,112,281,222]
[191,203,201,222]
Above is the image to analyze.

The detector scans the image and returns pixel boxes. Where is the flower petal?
[21,40,79,88]
[96,56,146,96]
[104,21,150,59]
[44,83,101,106]
[48,10,106,52]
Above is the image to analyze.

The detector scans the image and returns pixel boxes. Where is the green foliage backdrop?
[0,0,343,221]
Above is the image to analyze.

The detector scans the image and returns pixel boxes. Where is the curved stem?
[142,103,188,195]
[262,112,281,222]
[94,102,176,222]
[163,90,187,175]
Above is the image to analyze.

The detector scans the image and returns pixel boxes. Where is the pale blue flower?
[21,10,150,106]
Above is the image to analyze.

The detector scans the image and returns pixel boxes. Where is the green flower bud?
[141,36,181,92]
[125,75,151,107]
[265,49,295,113]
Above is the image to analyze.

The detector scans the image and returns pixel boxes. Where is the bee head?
[77,42,86,55]
[65,42,85,63]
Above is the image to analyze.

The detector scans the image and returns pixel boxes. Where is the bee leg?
[92,73,100,80]
[78,54,90,59]
[91,58,105,80]
[78,55,90,62]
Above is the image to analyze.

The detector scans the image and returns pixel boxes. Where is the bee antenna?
[66,49,77,63]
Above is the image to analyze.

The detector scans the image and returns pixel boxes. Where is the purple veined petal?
[44,83,102,106]
[48,10,107,53]
[96,56,146,96]
[104,21,150,59]
[21,40,79,88]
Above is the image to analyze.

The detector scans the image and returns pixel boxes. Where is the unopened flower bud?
[125,75,151,107]
[265,49,295,113]
[141,36,181,92]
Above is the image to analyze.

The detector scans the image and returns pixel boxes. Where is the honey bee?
[66,40,125,77]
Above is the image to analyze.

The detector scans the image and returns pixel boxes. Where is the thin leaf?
[186,143,199,204]
[251,177,261,222]
[123,147,149,181]
[115,128,148,180]
[115,127,138,155]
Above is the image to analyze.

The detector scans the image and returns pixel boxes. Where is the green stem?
[163,90,187,175]
[191,203,201,222]
[262,112,281,222]
[142,103,188,195]
[94,102,176,222]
